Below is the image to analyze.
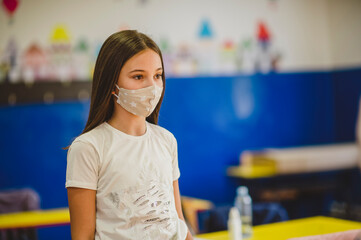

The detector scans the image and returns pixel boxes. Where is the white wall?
[0,0,360,72]
[328,0,361,69]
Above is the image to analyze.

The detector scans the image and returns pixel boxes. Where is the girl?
[66,30,193,240]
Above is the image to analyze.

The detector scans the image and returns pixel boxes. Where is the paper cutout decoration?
[257,21,272,52]
[2,0,18,15]
[49,25,73,81]
[199,19,213,39]
[220,40,237,75]
[22,43,48,82]
[50,25,71,44]
[223,40,234,50]
[239,38,256,74]
[74,39,89,53]
[257,21,271,42]
[73,39,91,80]
[255,20,283,73]
[3,37,18,82]
[197,19,216,75]
[4,37,17,67]
[2,0,19,24]
[242,38,253,50]
[173,43,197,76]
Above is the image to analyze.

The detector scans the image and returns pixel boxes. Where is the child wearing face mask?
[65,30,193,240]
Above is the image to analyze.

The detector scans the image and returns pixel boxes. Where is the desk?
[227,166,359,219]
[0,208,70,229]
[196,216,361,240]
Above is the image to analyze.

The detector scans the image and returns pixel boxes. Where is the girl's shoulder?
[70,122,108,152]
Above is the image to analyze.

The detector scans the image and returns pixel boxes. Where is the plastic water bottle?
[234,186,252,238]
[228,207,242,240]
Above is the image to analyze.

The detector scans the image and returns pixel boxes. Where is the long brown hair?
[82,30,165,136]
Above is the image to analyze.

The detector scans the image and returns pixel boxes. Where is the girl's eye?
[133,75,143,80]
[155,73,163,79]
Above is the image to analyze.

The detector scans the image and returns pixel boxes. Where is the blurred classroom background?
[1,0,361,239]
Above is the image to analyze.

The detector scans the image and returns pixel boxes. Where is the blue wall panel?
[0,102,89,240]
[332,68,361,142]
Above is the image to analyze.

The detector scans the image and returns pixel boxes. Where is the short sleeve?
[171,135,181,181]
[65,140,99,190]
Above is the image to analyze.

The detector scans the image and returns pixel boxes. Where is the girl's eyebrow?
[128,67,163,73]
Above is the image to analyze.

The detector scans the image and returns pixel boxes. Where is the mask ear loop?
[112,84,121,99]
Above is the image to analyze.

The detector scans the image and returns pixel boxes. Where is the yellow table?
[0,208,70,229]
[1,209,360,240]
[227,165,277,179]
[196,216,361,240]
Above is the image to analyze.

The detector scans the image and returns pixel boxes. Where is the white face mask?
[113,84,163,117]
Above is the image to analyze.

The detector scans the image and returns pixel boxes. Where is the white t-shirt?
[65,121,188,240]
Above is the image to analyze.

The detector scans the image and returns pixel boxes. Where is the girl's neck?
[107,106,146,136]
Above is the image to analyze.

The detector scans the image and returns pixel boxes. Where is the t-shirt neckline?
[104,121,150,140]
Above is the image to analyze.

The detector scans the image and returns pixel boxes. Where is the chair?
[198,202,288,233]
[181,196,214,234]
[0,188,40,240]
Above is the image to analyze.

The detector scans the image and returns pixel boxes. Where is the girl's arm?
[173,180,194,240]
[67,187,96,240]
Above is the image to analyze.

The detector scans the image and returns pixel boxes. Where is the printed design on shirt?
[105,180,179,238]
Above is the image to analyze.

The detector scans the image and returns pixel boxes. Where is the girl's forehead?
[123,49,162,70]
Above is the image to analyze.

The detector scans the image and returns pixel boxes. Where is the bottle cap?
[237,186,249,196]
[229,207,241,221]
